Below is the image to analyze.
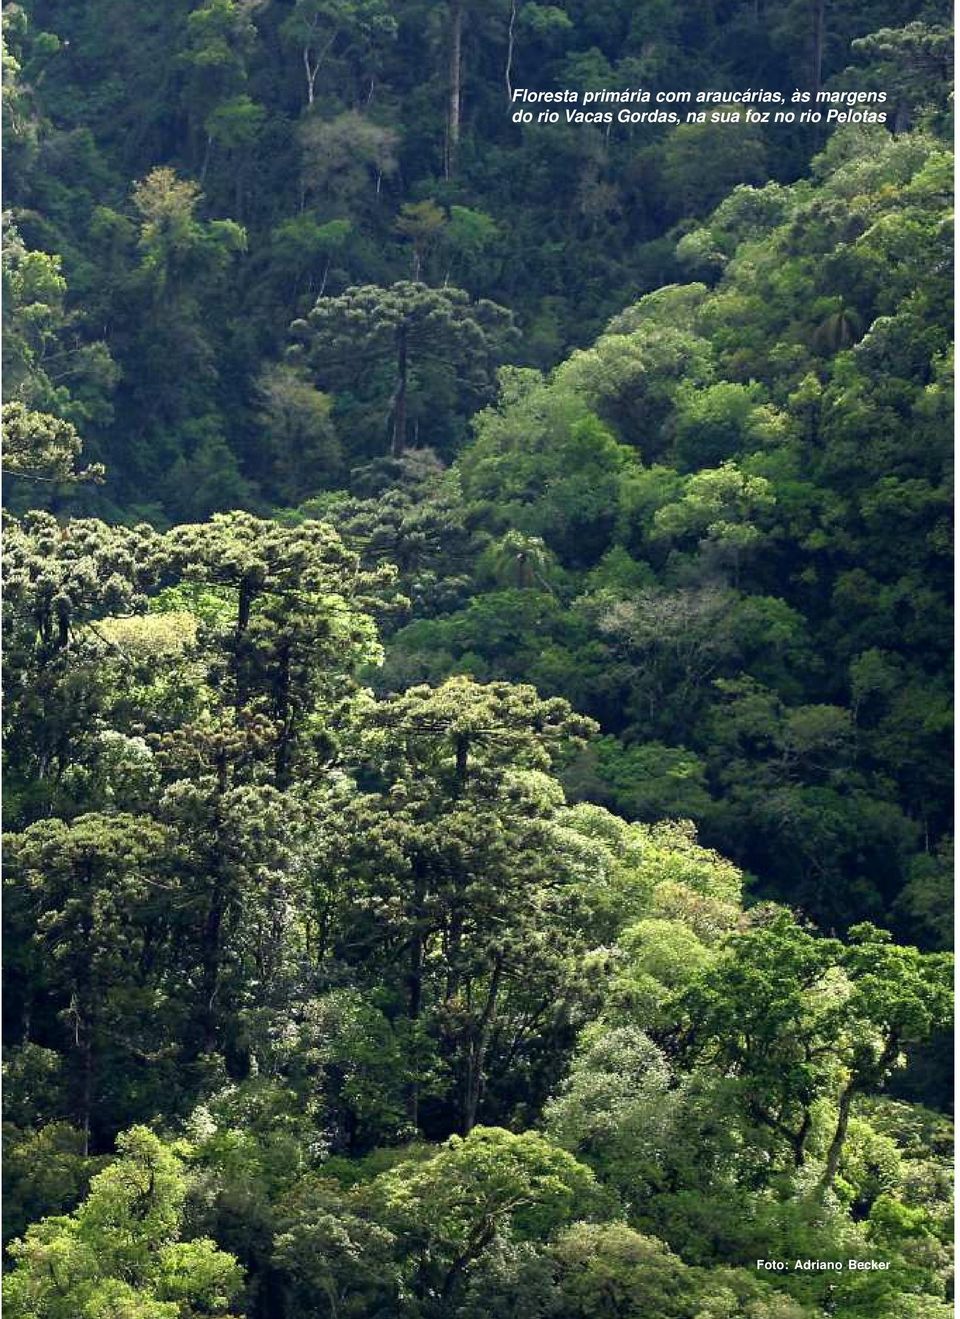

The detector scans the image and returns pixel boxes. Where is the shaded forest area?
[2,1,955,1317]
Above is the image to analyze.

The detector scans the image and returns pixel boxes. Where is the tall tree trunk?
[80,1028,93,1157]
[446,907,463,1000]
[200,769,231,1054]
[304,44,319,105]
[201,864,227,1054]
[820,1035,900,1195]
[792,1109,812,1168]
[820,1079,854,1192]
[445,0,463,179]
[439,1223,497,1309]
[454,732,469,791]
[505,0,517,100]
[463,957,503,1134]
[391,321,409,456]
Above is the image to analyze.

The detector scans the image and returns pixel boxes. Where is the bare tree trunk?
[445,0,463,178]
[505,0,517,100]
[302,19,341,108]
[80,1030,93,1157]
[304,45,319,105]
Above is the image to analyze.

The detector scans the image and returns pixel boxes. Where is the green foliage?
[4,1126,243,1319]
[2,402,104,485]
[1,6,954,1318]
[370,1127,602,1297]
[2,1121,103,1247]
[254,364,343,502]
[373,125,955,938]
[291,280,517,458]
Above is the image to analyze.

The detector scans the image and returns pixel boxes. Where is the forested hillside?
[2,1,955,1316]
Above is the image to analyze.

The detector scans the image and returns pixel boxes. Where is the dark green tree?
[291,281,516,457]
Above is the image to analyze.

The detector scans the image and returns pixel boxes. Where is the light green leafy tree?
[4,1126,243,1319]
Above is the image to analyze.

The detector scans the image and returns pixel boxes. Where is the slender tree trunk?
[820,1035,900,1195]
[439,1223,497,1308]
[821,1080,854,1192]
[201,862,227,1054]
[237,578,253,635]
[302,16,337,107]
[200,753,231,1054]
[304,45,319,105]
[463,957,503,1133]
[80,1030,93,1157]
[445,0,463,179]
[76,857,95,1155]
[505,0,517,100]
[446,907,463,1001]
[454,732,469,791]
[792,1109,812,1168]
[391,322,409,456]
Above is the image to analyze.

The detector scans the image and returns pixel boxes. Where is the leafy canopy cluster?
[350,125,954,941]
[3,489,952,1319]
[3,0,952,516]
[1,3,954,1317]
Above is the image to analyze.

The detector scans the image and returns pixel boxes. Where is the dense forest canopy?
[2,0,954,1316]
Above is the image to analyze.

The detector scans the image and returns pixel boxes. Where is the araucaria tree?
[290,281,516,456]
